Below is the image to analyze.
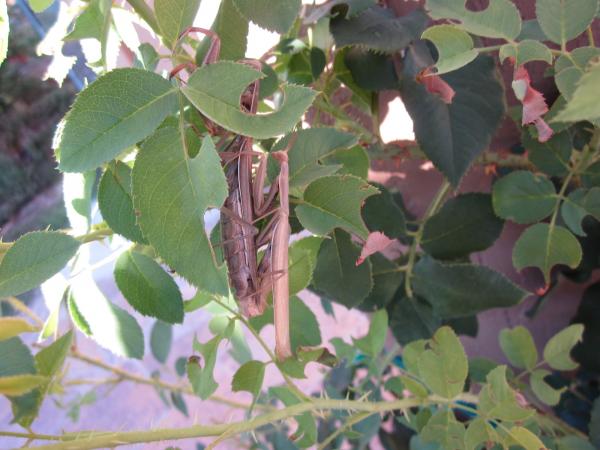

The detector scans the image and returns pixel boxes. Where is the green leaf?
[499,326,538,370]
[98,161,146,243]
[0,0,8,66]
[0,231,80,298]
[422,193,503,259]
[232,0,299,33]
[56,69,177,172]
[312,229,373,308]
[330,6,427,54]
[362,184,406,239]
[422,25,478,75]
[67,289,91,336]
[170,391,188,416]
[340,48,399,92]
[417,326,468,399]
[35,331,73,377]
[557,436,596,450]
[478,366,533,422]
[389,296,441,345]
[324,145,369,180]
[114,250,184,324]
[250,296,321,351]
[499,40,553,66]
[507,426,546,450]
[531,368,564,405]
[13,331,74,427]
[0,338,36,377]
[181,61,316,139]
[0,318,38,341]
[554,59,600,123]
[0,375,48,396]
[353,309,387,357]
[69,276,145,359]
[271,128,357,194]
[403,340,427,375]
[196,0,247,62]
[464,417,498,450]
[425,0,521,39]
[232,360,265,399]
[513,223,582,283]
[28,0,52,12]
[399,375,429,398]
[269,386,317,447]
[359,254,403,312]
[492,171,557,224]
[133,127,228,294]
[561,188,600,236]
[64,0,110,42]
[288,238,322,296]
[400,48,504,186]
[188,334,223,400]
[413,258,528,319]
[543,323,583,370]
[536,0,598,45]
[421,409,466,449]
[150,320,172,364]
[524,129,572,177]
[155,0,201,47]
[554,47,600,101]
[296,175,378,239]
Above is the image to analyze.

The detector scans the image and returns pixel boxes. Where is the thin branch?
[68,350,261,411]
[404,180,452,298]
[5,397,434,450]
[1,297,44,327]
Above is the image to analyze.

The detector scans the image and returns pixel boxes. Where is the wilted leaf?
[356,232,393,266]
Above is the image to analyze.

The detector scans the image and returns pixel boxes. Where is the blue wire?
[14,0,84,91]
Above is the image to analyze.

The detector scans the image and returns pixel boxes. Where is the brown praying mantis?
[171,27,293,360]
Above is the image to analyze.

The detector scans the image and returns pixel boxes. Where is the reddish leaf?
[417,68,455,104]
[356,232,394,266]
[511,64,553,142]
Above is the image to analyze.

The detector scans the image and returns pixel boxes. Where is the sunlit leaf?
[0,318,38,341]
[133,127,229,295]
[182,62,316,139]
[499,326,538,370]
[543,324,584,371]
[422,25,477,75]
[536,0,598,45]
[0,231,80,298]
[232,0,300,33]
[155,0,201,47]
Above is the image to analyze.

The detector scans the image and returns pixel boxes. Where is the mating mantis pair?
[171,28,292,360]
